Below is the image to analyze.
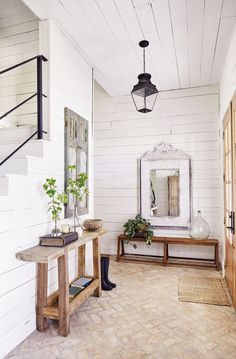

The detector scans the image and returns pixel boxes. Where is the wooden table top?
[16,229,106,264]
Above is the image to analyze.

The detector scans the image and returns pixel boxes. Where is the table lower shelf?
[43,277,99,320]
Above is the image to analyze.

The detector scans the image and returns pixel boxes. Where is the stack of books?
[39,232,78,247]
[69,277,93,301]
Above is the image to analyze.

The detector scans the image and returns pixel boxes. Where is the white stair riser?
[0,154,64,178]
[0,126,36,144]
[0,177,9,195]
[0,140,45,158]
[0,158,28,175]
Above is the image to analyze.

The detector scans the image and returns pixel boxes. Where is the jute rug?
[178,276,231,306]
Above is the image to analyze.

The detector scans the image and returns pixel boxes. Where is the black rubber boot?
[103,256,116,288]
[101,257,113,291]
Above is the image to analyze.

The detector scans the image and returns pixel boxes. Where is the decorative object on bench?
[140,143,191,229]
[101,256,116,291]
[83,219,103,231]
[69,277,93,301]
[40,231,78,247]
[69,286,83,301]
[66,165,89,233]
[178,276,230,306]
[189,210,210,239]
[117,235,220,270]
[123,214,153,248]
[43,178,68,236]
[61,223,70,234]
[71,277,93,289]
[16,228,106,336]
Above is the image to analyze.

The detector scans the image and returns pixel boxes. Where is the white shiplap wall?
[220,24,236,119]
[0,17,94,358]
[94,83,221,260]
[0,0,39,128]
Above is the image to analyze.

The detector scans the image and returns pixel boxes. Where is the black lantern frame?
[131,40,158,113]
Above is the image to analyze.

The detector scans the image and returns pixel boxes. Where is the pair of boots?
[101,256,116,291]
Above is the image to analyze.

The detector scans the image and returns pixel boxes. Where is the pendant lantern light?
[131,40,158,113]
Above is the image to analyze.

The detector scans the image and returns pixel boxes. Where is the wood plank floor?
[6,260,236,359]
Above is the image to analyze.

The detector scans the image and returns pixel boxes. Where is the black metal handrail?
[0,130,47,166]
[0,55,48,140]
[0,55,47,75]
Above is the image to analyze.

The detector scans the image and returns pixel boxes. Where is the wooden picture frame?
[64,107,89,217]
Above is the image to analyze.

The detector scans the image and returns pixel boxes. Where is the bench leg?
[164,242,168,265]
[215,244,220,270]
[36,263,48,331]
[121,240,125,256]
[58,253,70,336]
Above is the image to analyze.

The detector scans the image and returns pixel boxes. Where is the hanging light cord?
[143,47,146,73]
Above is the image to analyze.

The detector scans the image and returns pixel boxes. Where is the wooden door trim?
[224,94,236,309]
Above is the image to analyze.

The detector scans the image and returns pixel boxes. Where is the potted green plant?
[123,214,154,248]
[43,178,68,236]
[66,165,89,231]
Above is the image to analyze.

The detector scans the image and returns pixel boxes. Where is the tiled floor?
[7,260,236,359]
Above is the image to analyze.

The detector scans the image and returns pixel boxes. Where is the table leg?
[93,236,101,297]
[58,253,70,336]
[36,263,48,331]
[78,244,86,276]
[215,244,220,270]
[164,242,168,265]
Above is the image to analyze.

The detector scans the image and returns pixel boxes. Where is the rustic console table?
[16,229,106,336]
[117,235,220,270]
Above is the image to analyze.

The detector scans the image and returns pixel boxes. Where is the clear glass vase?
[72,205,83,237]
[51,218,61,237]
[189,210,210,239]
[73,205,80,231]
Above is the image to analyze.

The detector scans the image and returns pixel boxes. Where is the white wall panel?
[94,83,221,257]
[0,14,94,359]
[0,3,39,129]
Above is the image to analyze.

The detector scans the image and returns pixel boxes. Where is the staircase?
[0,54,54,263]
[0,54,50,226]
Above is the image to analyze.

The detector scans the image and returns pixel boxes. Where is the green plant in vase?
[123,214,154,248]
[43,178,68,236]
[66,165,89,231]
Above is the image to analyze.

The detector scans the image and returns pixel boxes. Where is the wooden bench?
[16,229,106,336]
[117,235,220,270]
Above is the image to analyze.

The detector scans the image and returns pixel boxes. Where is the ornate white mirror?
[140,143,191,229]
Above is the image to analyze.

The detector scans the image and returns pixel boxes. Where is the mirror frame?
[140,143,192,229]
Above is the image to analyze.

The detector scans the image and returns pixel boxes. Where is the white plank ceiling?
[22,0,236,96]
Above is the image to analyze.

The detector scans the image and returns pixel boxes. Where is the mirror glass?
[150,169,179,217]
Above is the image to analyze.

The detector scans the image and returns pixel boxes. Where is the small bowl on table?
[83,219,103,231]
